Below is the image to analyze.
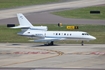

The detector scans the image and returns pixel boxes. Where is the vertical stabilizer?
[17,13,33,27]
[11,13,48,31]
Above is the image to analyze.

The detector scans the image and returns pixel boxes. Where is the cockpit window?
[82,33,89,35]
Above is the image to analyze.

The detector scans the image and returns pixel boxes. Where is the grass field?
[52,5,105,19]
[0,0,58,9]
[0,24,105,44]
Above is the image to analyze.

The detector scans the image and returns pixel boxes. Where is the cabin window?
[64,33,66,35]
[59,33,60,35]
[82,33,84,35]
[56,33,58,35]
[70,34,71,35]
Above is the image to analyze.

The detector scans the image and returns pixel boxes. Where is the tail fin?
[11,13,48,31]
[12,13,33,28]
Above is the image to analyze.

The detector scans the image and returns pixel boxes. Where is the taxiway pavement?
[0,12,105,25]
[0,0,105,25]
[0,43,105,68]
[0,0,105,19]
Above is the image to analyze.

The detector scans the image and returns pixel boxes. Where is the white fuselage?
[18,29,96,41]
[13,13,96,45]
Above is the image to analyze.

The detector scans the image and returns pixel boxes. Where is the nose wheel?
[81,41,84,46]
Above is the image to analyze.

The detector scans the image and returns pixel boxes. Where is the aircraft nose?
[91,36,96,40]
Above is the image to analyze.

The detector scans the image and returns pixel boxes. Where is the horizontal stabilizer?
[11,26,29,29]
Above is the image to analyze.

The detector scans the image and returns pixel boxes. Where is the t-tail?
[9,13,47,31]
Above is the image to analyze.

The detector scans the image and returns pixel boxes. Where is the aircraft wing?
[34,37,66,42]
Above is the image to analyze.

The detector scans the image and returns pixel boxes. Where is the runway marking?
[0,51,54,54]
[66,51,105,55]
[91,52,105,55]
[0,46,64,67]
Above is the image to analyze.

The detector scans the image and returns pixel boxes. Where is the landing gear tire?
[44,41,54,46]
[81,41,84,46]
[50,41,54,45]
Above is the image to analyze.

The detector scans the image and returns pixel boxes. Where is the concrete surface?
[0,43,105,69]
[0,0,105,25]
[0,0,105,19]
[0,0,105,69]
[1,12,105,25]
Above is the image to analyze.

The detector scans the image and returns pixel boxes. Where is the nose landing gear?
[81,41,84,46]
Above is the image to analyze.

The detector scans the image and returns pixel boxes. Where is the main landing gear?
[44,41,54,46]
[44,41,84,46]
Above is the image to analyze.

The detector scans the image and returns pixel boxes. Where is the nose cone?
[91,36,96,40]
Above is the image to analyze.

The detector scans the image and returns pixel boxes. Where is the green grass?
[0,0,59,9]
[0,24,105,44]
[0,26,28,43]
[52,5,105,19]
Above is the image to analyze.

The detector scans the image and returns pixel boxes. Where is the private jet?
[8,13,96,46]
